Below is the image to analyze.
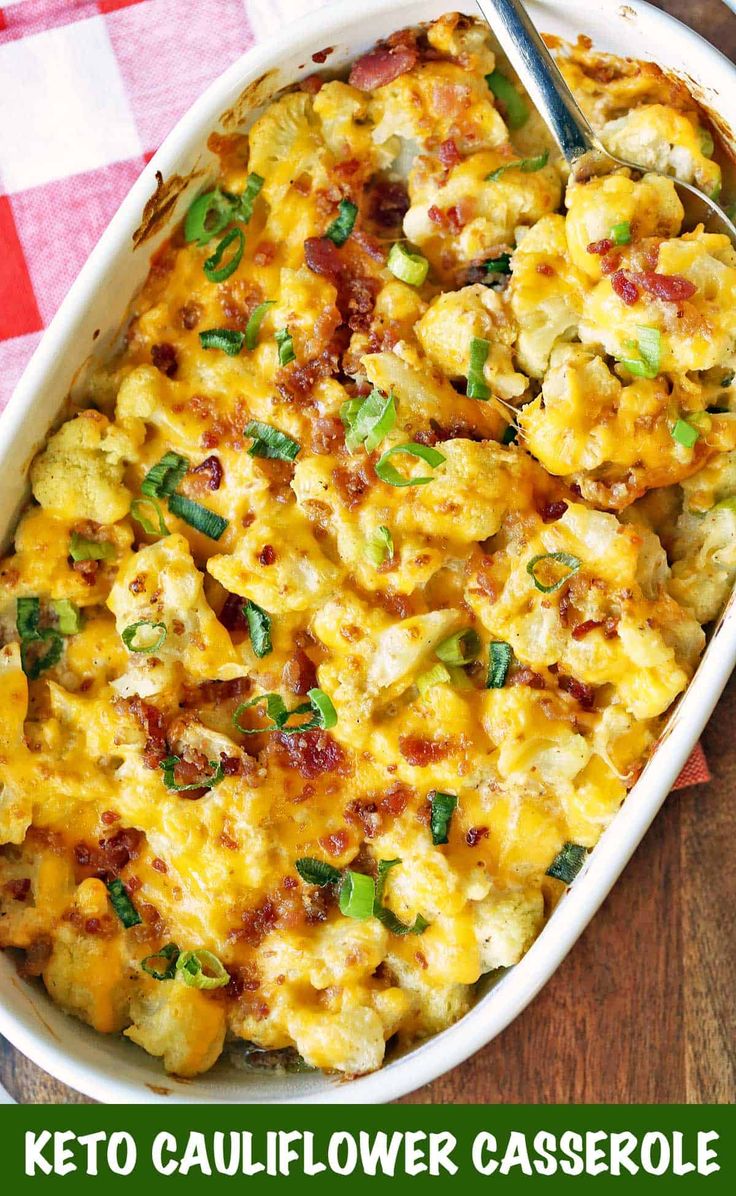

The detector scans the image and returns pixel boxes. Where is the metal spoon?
[476,0,736,239]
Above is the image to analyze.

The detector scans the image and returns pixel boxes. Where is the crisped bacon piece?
[611,270,640,306]
[348,44,418,91]
[304,235,343,283]
[632,270,697,302]
[273,730,348,779]
[558,674,596,710]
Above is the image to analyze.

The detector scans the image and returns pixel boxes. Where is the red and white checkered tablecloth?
[0,0,712,790]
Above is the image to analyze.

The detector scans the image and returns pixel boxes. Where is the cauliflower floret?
[602,104,721,198]
[669,455,736,621]
[415,285,528,402]
[565,172,683,280]
[472,886,544,973]
[125,982,227,1076]
[482,685,593,791]
[508,214,590,377]
[43,912,129,1034]
[404,148,562,273]
[426,11,497,76]
[272,265,340,363]
[313,80,396,171]
[248,91,330,205]
[0,643,33,844]
[31,410,139,523]
[288,1004,387,1076]
[370,61,508,154]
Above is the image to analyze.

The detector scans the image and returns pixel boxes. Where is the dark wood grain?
[2,0,735,1106]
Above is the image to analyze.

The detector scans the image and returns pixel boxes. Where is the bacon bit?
[191,454,223,491]
[304,885,336,924]
[399,736,451,766]
[312,47,332,64]
[558,589,575,628]
[151,342,178,378]
[439,138,462,168]
[571,619,603,640]
[368,180,409,229]
[238,899,279,947]
[283,875,298,891]
[466,826,489,847]
[72,558,99,586]
[6,878,31,901]
[415,951,428,969]
[342,272,380,332]
[558,674,596,710]
[85,918,103,935]
[218,592,248,632]
[299,73,324,96]
[127,696,169,769]
[258,544,276,566]
[309,415,344,455]
[381,783,411,818]
[508,666,545,690]
[101,810,120,825]
[602,616,619,640]
[273,730,348,779]
[332,464,371,509]
[587,238,614,256]
[98,828,144,876]
[600,251,621,276]
[428,204,445,227]
[345,799,381,838]
[221,755,243,777]
[304,235,344,284]
[319,830,349,857]
[351,229,386,264]
[611,270,640,306]
[276,345,342,403]
[151,858,168,874]
[632,270,696,302]
[253,240,277,266]
[348,44,418,91]
[179,301,202,330]
[539,500,568,523]
[282,648,318,696]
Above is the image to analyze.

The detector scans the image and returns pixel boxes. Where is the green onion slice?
[275,327,296,366]
[373,859,428,935]
[366,524,394,569]
[130,497,170,537]
[245,419,301,461]
[416,662,452,696]
[487,151,549,182]
[501,424,518,445]
[467,337,491,400]
[159,755,224,793]
[167,493,228,540]
[295,858,342,886]
[546,842,587,885]
[176,949,230,990]
[485,70,529,129]
[621,325,661,380]
[141,451,189,499]
[429,791,457,846]
[184,188,235,246]
[121,620,167,654]
[672,418,699,449]
[699,127,715,158]
[20,631,63,681]
[487,641,513,688]
[435,627,481,667]
[203,227,244,283]
[486,253,512,274]
[325,198,358,247]
[244,599,272,658]
[52,599,82,636]
[238,172,265,223]
[527,552,581,593]
[339,870,376,920]
[341,389,396,453]
[610,220,631,245]
[233,692,288,735]
[387,242,429,286]
[199,328,246,356]
[106,878,142,928]
[16,596,41,640]
[375,442,445,487]
[245,300,275,350]
[141,942,180,981]
[69,532,116,562]
[280,688,337,735]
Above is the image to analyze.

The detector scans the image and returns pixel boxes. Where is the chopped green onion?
[487,151,549,182]
[275,327,296,366]
[280,688,337,735]
[527,551,581,593]
[341,389,396,453]
[487,641,513,688]
[69,533,116,562]
[366,525,394,569]
[199,328,245,355]
[237,172,265,223]
[130,497,169,537]
[721,371,735,388]
[245,300,275,350]
[159,755,224,793]
[374,858,400,906]
[245,419,301,461]
[203,227,244,283]
[672,418,699,448]
[106,878,142,928]
[141,942,180,981]
[339,871,375,920]
[184,188,236,246]
[610,220,631,245]
[325,198,358,247]
[486,254,512,274]
[485,70,528,129]
[295,858,342,886]
[387,242,429,286]
[546,842,587,884]
[713,496,736,514]
[17,597,63,680]
[16,596,41,640]
[467,337,490,400]
[244,599,272,658]
[375,442,445,487]
[372,859,428,935]
[621,326,661,379]
[52,599,82,636]
[175,949,229,990]
[141,451,189,499]
[709,182,722,202]
[429,791,457,845]
[233,692,288,735]
[167,492,228,540]
[699,127,715,157]
[501,424,518,445]
[435,628,481,667]
[121,619,167,654]
[416,662,452,696]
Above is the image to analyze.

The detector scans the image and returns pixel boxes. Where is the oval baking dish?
[1,0,736,1104]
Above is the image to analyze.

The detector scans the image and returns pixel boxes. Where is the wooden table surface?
[2,0,735,1106]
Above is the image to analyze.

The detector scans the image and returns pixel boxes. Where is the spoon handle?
[476,0,599,163]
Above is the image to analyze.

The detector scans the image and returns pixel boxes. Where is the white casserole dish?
[1,0,735,1105]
